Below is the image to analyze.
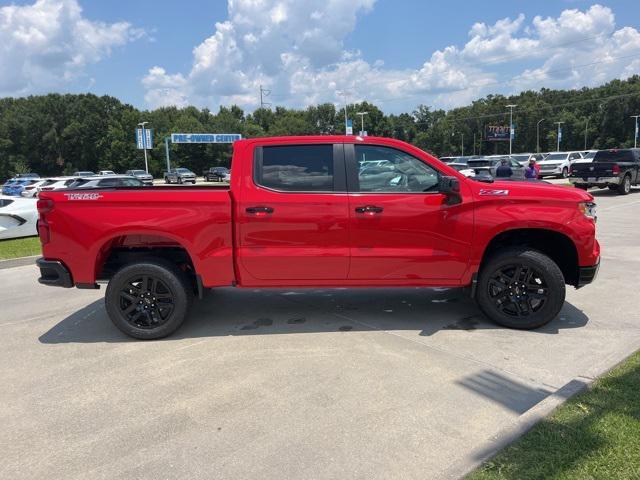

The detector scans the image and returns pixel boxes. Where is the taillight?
[612,164,621,175]
[37,198,54,215]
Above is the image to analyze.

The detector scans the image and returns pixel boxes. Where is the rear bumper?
[36,258,73,288]
[570,176,620,186]
[577,260,600,288]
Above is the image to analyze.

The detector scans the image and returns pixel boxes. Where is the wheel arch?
[479,228,579,287]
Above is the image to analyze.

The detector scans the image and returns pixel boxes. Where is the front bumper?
[577,260,600,288]
[37,258,73,288]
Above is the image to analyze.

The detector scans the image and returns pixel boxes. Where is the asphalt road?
[1,188,640,480]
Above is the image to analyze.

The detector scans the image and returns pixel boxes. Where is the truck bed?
[39,186,235,288]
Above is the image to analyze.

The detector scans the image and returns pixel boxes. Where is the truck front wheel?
[476,248,565,330]
[105,259,193,339]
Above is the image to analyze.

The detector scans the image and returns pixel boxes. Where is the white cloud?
[0,0,143,97]
[143,2,640,112]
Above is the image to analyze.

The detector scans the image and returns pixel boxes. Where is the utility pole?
[473,132,476,155]
[356,111,368,136]
[632,115,640,148]
[584,118,590,150]
[259,85,271,109]
[506,104,517,155]
[138,121,149,173]
[536,119,544,153]
[555,122,564,151]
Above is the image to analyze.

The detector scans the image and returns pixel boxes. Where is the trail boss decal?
[64,193,104,200]
[479,189,510,196]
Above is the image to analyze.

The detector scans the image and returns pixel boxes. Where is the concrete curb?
[0,255,39,270]
[444,340,640,479]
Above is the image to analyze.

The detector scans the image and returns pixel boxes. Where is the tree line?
[1,76,639,181]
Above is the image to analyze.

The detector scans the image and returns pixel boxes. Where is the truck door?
[345,143,473,283]
[236,143,350,283]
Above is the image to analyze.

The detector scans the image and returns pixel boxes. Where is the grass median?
[467,350,640,480]
[0,236,41,260]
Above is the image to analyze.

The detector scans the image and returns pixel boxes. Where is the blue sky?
[1,0,639,112]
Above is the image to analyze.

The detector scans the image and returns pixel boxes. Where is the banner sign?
[485,125,510,141]
[171,133,242,144]
[136,128,153,149]
[346,119,353,135]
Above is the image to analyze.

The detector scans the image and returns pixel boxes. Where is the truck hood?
[469,178,593,202]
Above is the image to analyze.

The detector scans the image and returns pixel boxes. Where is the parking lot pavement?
[1,189,639,480]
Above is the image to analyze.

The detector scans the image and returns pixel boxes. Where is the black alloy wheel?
[118,275,175,329]
[487,264,548,318]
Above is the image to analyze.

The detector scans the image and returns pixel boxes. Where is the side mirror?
[439,176,461,205]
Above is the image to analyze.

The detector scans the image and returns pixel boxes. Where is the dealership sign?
[171,133,242,144]
[485,125,511,141]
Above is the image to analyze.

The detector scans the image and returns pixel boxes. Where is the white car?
[537,151,584,178]
[0,196,38,240]
[20,179,50,198]
[37,177,78,193]
[98,170,116,175]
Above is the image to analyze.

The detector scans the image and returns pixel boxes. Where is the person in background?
[525,159,538,180]
[495,159,513,178]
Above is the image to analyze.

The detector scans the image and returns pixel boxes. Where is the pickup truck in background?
[203,166,230,182]
[570,148,640,194]
[164,168,197,184]
[36,136,600,339]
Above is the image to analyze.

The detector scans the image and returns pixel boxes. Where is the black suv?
[204,167,230,182]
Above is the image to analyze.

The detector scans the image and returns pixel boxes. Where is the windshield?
[544,153,567,161]
[131,170,146,174]
[176,168,192,173]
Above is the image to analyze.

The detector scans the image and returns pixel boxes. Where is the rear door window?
[256,145,335,192]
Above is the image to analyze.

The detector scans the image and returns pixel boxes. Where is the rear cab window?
[254,144,337,192]
[594,150,635,162]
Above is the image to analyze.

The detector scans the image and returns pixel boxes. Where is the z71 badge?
[479,189,510,196]
[64,193,103,200]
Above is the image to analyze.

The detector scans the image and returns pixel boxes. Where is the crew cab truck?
[570,148,640,194]
[36,136,600,339]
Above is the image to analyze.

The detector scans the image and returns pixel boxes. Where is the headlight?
[578,202,597,221]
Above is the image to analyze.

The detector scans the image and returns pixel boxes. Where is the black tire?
[105,259,193,339]
[561,167,568,178]
[192,180,196,184]
[178,177,183,184]
[619,174,631,195]
[476,248,565,330]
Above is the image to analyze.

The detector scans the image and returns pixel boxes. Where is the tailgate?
[571,162,614,177]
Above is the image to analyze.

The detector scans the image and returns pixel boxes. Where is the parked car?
[125,170,154,185]
[203,167,230,182]
[36,135,599,340]
[98,170,116,176]
[0,196,37,240]
[466,156,525,179]
[21,179,50,198]
[164,168,196,184]
[73,171,95,177]
[2,178,40,196]
[67,175,145,189]
[510,153,534,166]
[537,151,584,178]
[15,173,40,179]
[570,148,640,194]
[37,177,79,192]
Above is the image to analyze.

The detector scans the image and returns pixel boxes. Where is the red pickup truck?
[36,136,600,339]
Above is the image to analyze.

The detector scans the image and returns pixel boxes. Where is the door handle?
[246,206,274,214]
[355,205,383,214]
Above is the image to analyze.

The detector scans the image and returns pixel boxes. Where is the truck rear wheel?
[105,259,193,339]
[476,248,565,330]
[619,174,631,195]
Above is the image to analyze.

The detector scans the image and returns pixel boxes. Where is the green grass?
[0,236,41,260]
[467,351,640,480]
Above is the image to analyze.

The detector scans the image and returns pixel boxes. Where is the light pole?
[138,121,149,173]
[536,119,544,153]
[337,91,349,135]
[555,121,564,151]
[506,104,517,155]
[461,133,464,156]
[584,118,590,150]
[632,115,640,148]
[356,111,368,136]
